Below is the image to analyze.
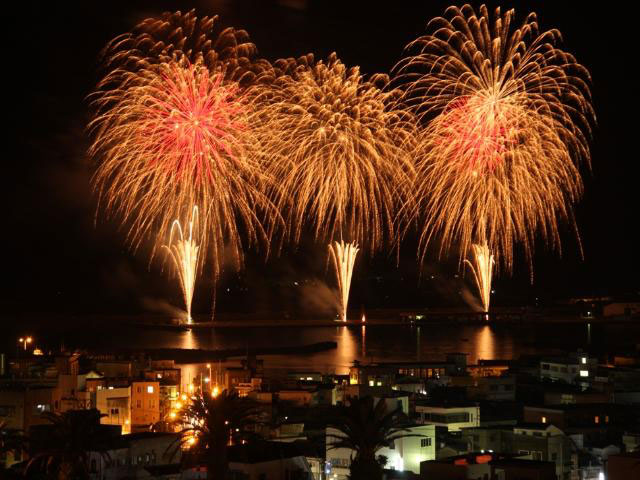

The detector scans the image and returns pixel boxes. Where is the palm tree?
[326,396,416,480]
[26,409,113,480]
[173,390,262,480]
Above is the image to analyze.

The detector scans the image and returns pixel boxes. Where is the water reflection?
[361,325,366,358]
[336,326,357,375]
[474,325,495,361]
[179,329,200,392]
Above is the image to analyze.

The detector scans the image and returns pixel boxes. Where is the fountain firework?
[329,241,360,322]
[464,243,494,314]
[164,207,200,324]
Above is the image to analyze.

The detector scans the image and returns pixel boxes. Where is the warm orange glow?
[212,386,220,398]
[475,454,493,464]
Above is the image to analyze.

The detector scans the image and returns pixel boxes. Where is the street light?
[18,337,32,351]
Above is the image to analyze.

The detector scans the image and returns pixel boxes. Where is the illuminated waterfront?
[4,320,638,376]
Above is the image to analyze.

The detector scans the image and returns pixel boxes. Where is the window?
[580,370,589,377]
[541,364,549,370]
[581,357,587,364]
[551,453,558,462]
[137,387,142,393]
[136,400,141,408]
[541,416,547,424]
[605,415,609,423]
[594,416,599,424]
[147,386,154,394]
[421,438,432,448]
[369,380,374,387]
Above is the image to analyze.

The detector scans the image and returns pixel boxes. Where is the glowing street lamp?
[18,337,32,351]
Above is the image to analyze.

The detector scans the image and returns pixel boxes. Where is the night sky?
[4,1,637,317]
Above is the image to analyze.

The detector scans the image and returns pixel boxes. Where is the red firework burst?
[144,63,247,183]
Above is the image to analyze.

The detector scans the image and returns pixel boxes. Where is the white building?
[415,403,480,432]
[325,424,436,479]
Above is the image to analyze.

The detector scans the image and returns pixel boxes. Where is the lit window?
[369,380,374,386]
[541,416,547,424]
[580,370,589,377]
[605,415,609,423]
[147,386,154,393]
[594,416,599,424]
[581,357,587,364]
[376,381,382,386]
[306,377,313,381]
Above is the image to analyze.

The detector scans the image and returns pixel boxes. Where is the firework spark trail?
[392,4,594,272]
[100,10,272,86]
[464,243,494,313]
[89,11,280,287]
[248,53,417,253]
[329,241,360,322]
[164,207,200,323]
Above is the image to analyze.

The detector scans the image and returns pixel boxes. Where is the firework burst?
[249,52,417,252]
[90,37,277,280]
[393,4,594,272]
[101,10,271,85]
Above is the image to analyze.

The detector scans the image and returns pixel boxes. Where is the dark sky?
[3,0,637,318]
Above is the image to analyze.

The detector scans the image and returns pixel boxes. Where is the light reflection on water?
[17,320,638,377]
[175,324,510,376]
